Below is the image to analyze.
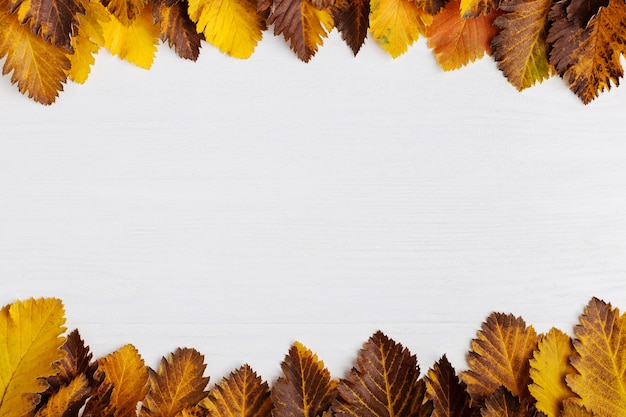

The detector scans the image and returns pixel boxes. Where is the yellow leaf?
[0,298,67,417]
[369,0,432,58]
[461,313,538,407]
[101,0,147,25]
[204,364,272,417]
[528,328,577,417]
[97,3,160,69]
[188,0,263,58]
[139,348,209,417]
[97,344,149,417]
[35,374,91,417]
[566,297,626,416]
[67,0,110,83]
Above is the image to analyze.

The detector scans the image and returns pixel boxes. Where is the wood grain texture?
[1,35,626,383]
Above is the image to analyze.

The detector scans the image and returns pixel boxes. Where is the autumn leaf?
[268,0,334,62]
[179,406,209,417]
[97,3,160,69]
[94,344,149,417]
[187,0,263,58]
[425,355,478,417]
[369,0,432,58]
[491,0,553,91]
[481,387,535,417]
[0,0,70,104]
[560,400,594,417]
[459,0,497,18]
[67,0,110,83]
[101,0,147,25]
[566,297,626,416]
[203,364,272,417]
[565,0,608,28]
[81,375,115,417]
[333,0,369,55]
[528,328,577,417]
[426,0,500,70]
[416,0,447,15]
[154,0,202,60]
[547,0,626,104]
[333,331,432,417]
[461,312,538,407]
[0,298,67,417]
[34,374,91,417]
[140,348,209,417]
[272,342,336,417]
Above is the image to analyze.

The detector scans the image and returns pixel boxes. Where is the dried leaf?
[426,0,500,70]
[0,298,67,417]
[461,313,538,407]
[81,373,115,417]
[204,364,272,417]
[333,331,432,417]
[547,0,626,103]
[425,355,478,417]
[566,297,626,416]
[491,0,553,90]
[188,0,263,58]
[268,0,334,61]
[96,344,149,417]
[272,342,336,417]
[566,0,608,28]
[140,348,209,417]
[481,387,534,417]
[459,0,497,18]
[35,374,91,417]
[97,3,160,69]
[333,0,369,55]
[528,328,577,417]
[416,0,447,15]
[154,0,202,60]
[100,0,147,25]
[67,0,110,83]
[560,400,594,417]
[369,0,432,58]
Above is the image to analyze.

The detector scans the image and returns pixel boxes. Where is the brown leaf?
[101,0,147,25]
[425,355,478,417]
[481,388,534,417]
[140,348,209,417]
[35,374,91,417]
[416,0,447,15]
[272,342,336,417]
[333,331,432,417]
[560,400,594,417]
[461,313,538,407]
[204,364,272,417]
[154,0,203,60]
[333,0,369,55]
[566,0,608,28]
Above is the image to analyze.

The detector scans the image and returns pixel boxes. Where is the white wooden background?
[2,33,626,383]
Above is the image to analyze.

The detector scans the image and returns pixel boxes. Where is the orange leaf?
[333,331,432,417]
[204,364,272,417]
[425,355,478,417]
[566,297,626,416]
[96,344,149,417]
[139,348,209,417]
[426,0,500,70]
[461,313,538,407]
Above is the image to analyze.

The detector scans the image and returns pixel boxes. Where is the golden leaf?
[204,364,272,417]
[101,0,147,25]
[566,297,626,416]
[35,374,91,417]
[273,342,336,417]
[560,399,594,417]
[369,0,432,58]
[425,355,478,417]
[268,0,333,62]
[528,328,577,417]
[461,313,538,407]
[67,0,110,83]
[96,344,149,417]
[140,348,209,417]
[0,0,70,104]
[333,331,432,417]
[0,298,67,417]
[97,3,160,69]
[481,387,534,417]
[188,0,263,58]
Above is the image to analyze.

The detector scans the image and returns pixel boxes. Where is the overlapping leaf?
[481,387,534,417]
[427,0,500,70]
[0,298,67,417]
[268,0,334,61]
[528,328,576,417]
[154,0,203,60]
[333,331,432,417]
[334,0,369,55]
[140,347,209,417]
[34,374,91,417]
[566,297,626,417]
[369,0,432,58]
[101,0,147,25]
[491,0,553,90]
[204,364,272,417]
[461,313,538,406]
[425,355,478,417]
[67,0,110,83]
[459,0,498,18]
